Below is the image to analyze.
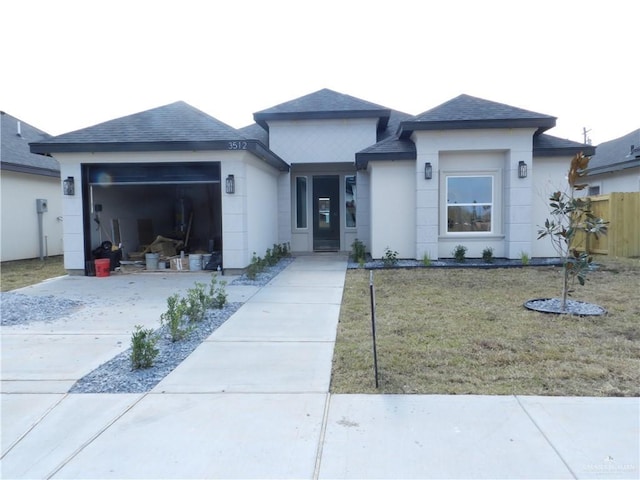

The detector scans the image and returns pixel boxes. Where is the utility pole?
[582,127,592,145]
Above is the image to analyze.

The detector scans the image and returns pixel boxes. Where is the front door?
[313,175,340,251]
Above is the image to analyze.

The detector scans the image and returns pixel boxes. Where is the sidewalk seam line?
[45,393,149,480]
[515,395,578,480]
[1,393,68,459]
[313,392,332,480]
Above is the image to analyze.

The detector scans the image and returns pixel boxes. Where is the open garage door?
[82,162,222,269]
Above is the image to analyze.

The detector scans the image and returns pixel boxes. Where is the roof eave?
[254,109,391,131]
[30,140,290,172]
[398,118,556,138]
[533,145,597,157]
[586,159,640,176]
[0,162,60,177]
[355,151,416,170]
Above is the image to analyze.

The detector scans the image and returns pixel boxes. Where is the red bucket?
[95,258,111,277]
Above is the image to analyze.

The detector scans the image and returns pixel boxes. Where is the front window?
[345,175,356,228]
[296,176,307,228]
[446,176,493,232]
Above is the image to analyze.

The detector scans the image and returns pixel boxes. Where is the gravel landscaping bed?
[70,303,242,393]
[69,256,294,394]
[348,257,563,269]
[0,293,83,326]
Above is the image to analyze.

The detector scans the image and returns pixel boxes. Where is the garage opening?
[82,162,222,271]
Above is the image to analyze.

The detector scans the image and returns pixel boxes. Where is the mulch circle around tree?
[524,298,607,316]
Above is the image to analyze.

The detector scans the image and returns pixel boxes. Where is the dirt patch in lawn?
[330,259,640,396]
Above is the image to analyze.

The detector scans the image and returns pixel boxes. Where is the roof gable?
[398,94,556,138]
[0,111,58,176]
[253,88,391,130]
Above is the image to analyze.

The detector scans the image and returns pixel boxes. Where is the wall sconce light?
[518,161,528,178]
[424,162,433,180]
[225,174,235,194]
[63,176,75,195]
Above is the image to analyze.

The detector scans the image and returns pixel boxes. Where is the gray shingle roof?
[533,134,595,157]
[398,94,556,137]
[31,101,244,148]
[238,122,269,146]
[355,135,416,169]
[253,88,391,130]
[0,111,58,176]
[29,101,289,171]
[586,128,640,175]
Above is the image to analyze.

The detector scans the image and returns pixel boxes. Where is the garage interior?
[83,162,222,269]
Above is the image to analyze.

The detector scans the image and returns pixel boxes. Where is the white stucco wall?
[245,156,280,264]
[267,118,378,164]
[412,128,536,259]
[369,160,416,259]
[0,170,64,261]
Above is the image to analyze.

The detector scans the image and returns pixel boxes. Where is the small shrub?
[184,282,208,322]
[422,252,432,267]
[453,245,467,263]
[482,247,494,263]
[351,238,366,263]
[246,243,291,279]
[160,294,191,342]
[382,247,399,267]
[246,252,262,280]
[521,251,530,265]
[130,325,159,370]
[208,276,228,309]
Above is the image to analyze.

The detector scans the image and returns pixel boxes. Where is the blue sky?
[2,0,637,145]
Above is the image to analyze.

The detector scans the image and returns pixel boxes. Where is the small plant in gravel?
[246,252,263,280]
[422,252,432,266]
[130,325,159,369]
[452,245,467,263]
[482,247,494,263]
[184,282,208,322]
[521,251,530,265]
[382,247,399,267]
[351,238,366,264]
[208,276,228,309]
[245,243,291,279]
[161,293,192,342]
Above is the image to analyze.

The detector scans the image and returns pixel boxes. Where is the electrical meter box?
[36,199,48,213]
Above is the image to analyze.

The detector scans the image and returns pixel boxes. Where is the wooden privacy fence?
[574,192,640,258]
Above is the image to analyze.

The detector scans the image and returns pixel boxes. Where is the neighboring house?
[30,90,592,274]
[1,112,63,261]
[584,129,640,195]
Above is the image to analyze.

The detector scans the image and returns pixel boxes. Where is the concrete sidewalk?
[1,255,638,479]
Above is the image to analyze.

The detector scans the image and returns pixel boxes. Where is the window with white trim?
[446,176,493,233]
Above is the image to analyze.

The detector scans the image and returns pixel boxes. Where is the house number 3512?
[227,141,248,150]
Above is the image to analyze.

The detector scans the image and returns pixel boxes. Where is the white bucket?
[189,254,202,271]
[145,253,159,270]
